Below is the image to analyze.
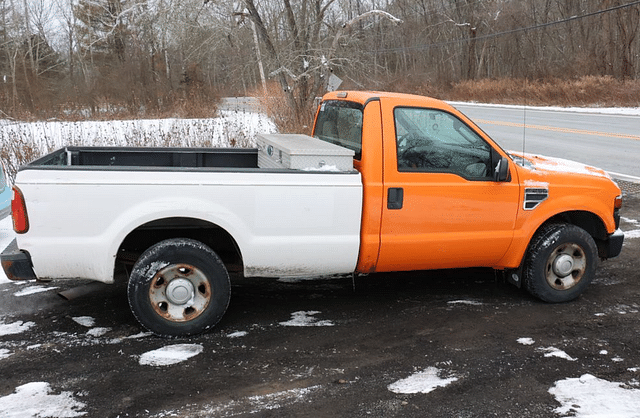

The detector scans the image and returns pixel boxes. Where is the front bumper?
[1,241,37,281]
[599,229,624,259]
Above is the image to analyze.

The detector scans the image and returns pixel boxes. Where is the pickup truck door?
[376,105,520,271]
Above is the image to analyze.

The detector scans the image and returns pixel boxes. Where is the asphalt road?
[451,103,640,179]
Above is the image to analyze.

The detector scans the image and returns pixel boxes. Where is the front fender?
[497,185,616,269]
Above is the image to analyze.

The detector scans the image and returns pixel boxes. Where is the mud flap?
[505,266,524,288]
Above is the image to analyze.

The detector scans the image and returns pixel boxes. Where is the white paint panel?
[15,169,363,282]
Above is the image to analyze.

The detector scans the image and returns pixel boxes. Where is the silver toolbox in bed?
[257,134,354,171]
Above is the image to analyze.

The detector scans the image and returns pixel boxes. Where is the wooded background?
[1,0,639,122]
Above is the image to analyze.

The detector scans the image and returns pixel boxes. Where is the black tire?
[127,238,231,337]
[524,223,598,303]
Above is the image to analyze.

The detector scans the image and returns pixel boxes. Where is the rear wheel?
[524,223,597,303]
[127,238,231,337]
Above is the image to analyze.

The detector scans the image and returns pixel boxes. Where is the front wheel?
[127,238,231,337]
[524,223,598,303]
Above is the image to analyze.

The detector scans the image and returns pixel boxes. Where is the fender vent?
[524,188,548,210]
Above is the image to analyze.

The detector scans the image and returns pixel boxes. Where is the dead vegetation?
[437,76,640,107]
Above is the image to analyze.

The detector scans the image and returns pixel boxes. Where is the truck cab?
[313,91,623,302]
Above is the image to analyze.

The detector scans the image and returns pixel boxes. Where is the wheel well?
[544,210,607,241]
[115,217,243,279]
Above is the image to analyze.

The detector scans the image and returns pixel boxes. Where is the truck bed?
[12,145,363,283]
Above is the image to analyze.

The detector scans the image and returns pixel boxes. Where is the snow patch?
[550,374,640,418]
[512,152,608,178]
[126,332,153,339]
[0,382,87,417]
[72,316,96,327]
[522,179,549,188]
[302,165,341,172]
[623,229,640,239]
[537,346,577,361]
[279,311,334,327]
[139,344,204,366]
[177,385,322,417]
[447,299,483,306]
[86,327,110,337]
[388,367,459,394]
[621,218,640,239]
[517,337,535,346]
[0,320,35,336]
[227,331,248,338]
[0,348,12,360]
[12,285,58,296]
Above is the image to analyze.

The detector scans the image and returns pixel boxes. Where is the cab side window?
[314,101,363,159]
[395,107,492,180]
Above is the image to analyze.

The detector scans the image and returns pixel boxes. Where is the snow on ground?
[72,316,96,327]
[388,367,459,394]
[86,327,111,337]
[279,311,334,327]
[0,348,11,360]
[13,285,58,296]
[155,385,322,418]
[138,344,204,366]
[0,319,35,336]
[227,331,248,338]
[550,374,640,418]
[447,299,484,306]
[0,382,87,418]
[621,217,640,239]
[536,346,577,361]
[0,110,276,153]
[517,337,536,346]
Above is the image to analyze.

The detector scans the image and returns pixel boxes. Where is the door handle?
[387,188,404,210]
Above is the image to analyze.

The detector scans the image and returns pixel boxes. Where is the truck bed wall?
[31,147,259,169]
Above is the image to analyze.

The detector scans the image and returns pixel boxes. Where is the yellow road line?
[475,119,640,141]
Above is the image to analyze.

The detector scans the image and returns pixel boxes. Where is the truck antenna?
[522,78,527,157]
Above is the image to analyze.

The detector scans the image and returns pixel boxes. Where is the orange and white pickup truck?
[1,91,624,337]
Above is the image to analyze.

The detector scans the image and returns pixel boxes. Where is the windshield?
[313,100,363,159]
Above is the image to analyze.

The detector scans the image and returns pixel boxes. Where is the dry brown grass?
[426,76,640,107]
[251,82,315,135]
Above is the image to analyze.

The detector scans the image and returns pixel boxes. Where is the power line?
[373,0,640,54]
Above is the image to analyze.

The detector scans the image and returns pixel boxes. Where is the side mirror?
[493,156,510,182]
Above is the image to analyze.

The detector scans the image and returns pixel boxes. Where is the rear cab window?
[313,100,364,160]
